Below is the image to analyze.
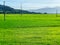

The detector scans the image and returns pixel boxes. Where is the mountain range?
[0,5,36,14]
[0,4,60,14]
[29,7,60,13]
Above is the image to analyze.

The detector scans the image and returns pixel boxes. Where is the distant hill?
[29,7,60,13]
[0,5,14,11]
[1,4,60,14]
[0,5,37,14]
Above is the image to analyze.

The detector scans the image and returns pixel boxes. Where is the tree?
[44,12,47,14]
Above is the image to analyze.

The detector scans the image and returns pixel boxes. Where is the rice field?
[0,14,60,45]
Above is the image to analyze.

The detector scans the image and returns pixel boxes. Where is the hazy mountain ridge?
[0,5,37,14]
[0,4,60,14]
[29,7,60,13]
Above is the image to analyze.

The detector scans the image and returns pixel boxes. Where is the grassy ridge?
[0,14,60,45]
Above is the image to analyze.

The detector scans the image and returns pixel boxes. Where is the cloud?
[0,0,60,10]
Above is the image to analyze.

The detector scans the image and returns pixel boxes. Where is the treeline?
[0,10,47,14]
[0,11,42,14]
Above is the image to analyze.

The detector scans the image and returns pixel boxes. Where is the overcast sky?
[0,0,60,10]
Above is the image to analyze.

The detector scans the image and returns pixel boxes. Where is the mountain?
[15,9,37,14]
[0,5,37,14]
[1,4,60,14]
[0,5,15,13]
[29,7,60,13]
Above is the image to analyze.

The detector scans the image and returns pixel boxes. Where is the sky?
[0,0,60,10]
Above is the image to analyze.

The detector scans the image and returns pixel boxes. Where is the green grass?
[0,14,60,28]
[0,14,60,45]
